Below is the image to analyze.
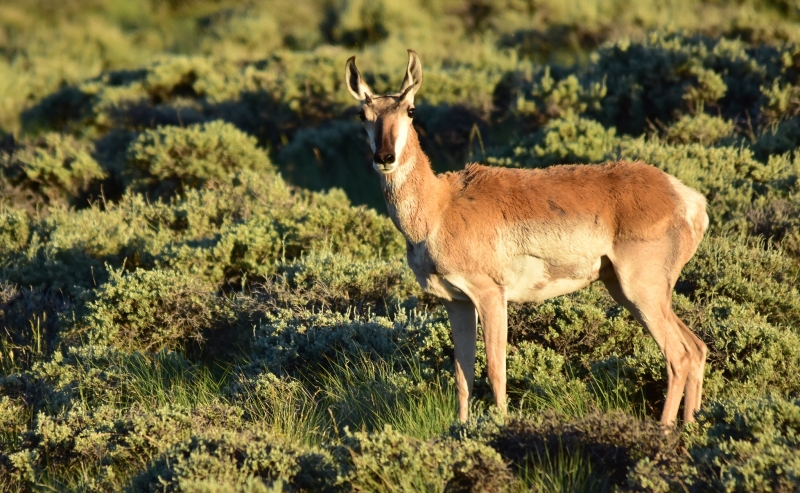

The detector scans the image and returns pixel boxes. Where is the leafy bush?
[589,34,766,135]
[275,251,419,313]
[125,121,275,198]
[664,113,736,145]
[278,120,379,209]
[246,308,452,377]
[696,298,800,401]
[513,68,607,124]
[0,133,106,209]
[134,421,512,493]
[134,425,340,493]
[1,170,403,294]
[2,400,246,491]
[343,426,513,492]
[679,235,800,328]
[0,208,29,253]
[488,114,617,169]
[76,268,230,352]
[688,396,800,493]
[747,197,800,257]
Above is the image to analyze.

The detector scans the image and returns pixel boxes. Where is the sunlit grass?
[515,443,611,493]
[66,350,232,412]
[311,351,458,441]
[234,372,328,446]
[516,367,647,420]
[588,367,648,418]
[120,351,230,410]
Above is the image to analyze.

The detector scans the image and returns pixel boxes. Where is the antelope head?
[345,50,423,174]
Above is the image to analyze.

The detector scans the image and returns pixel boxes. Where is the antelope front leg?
[475,289,509,415]
[444,299,478,422]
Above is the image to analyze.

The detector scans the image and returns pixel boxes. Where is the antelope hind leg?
[673,312,707,423]
[602,244,704,428]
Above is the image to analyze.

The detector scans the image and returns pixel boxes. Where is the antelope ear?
[399,49,423,101]
[345,56,373,102]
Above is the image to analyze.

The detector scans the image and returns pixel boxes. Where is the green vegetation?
[2,0,800,490]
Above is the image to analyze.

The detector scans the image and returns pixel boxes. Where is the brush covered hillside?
[2,0,800,491]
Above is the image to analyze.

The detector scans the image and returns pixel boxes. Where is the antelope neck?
[380,127,444,244]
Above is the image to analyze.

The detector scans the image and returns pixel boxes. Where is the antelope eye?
[358,109,366,121]
[407,107,416,118]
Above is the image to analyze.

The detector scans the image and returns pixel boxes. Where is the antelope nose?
[375,151,395,165]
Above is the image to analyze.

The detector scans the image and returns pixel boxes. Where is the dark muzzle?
[374,151,396,165]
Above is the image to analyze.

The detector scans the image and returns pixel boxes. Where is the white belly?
[504,255,602,303]
[407,237,605,304]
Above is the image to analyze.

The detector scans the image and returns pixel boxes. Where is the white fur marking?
[667,175,708,238]
[394,121,409,168]
[384,153,414,189]
[365,127,376,153]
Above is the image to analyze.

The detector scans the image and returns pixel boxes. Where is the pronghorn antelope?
[345,50,709,428]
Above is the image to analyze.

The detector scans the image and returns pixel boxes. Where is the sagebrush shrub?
[487,114,617,169]
[687,396,800,492]
[1,170,404,294]
[77,267,228,352]
[0,208,29,253]
[589,34,766,135]
[664,113,736,145]
[2,400,247,491]
[125,121,275,198]
[246,308,452,377]
[747,197,800,258]
[679,235,800,327]
[761,81,800,125]
[275,251,419,313]
[514,67,607,124]
[343,425,514,492]
[0,133,106,209]
[133,425,340,493]
[278,120,379,208]
[695,297,800,401]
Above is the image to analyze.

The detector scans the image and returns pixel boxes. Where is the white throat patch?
[382,153,415,190]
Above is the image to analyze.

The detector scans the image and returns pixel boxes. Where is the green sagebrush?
[125,121,275,198]
[0,133,106,211]
[1,170,403,295]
